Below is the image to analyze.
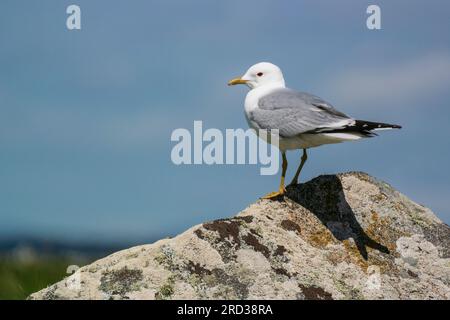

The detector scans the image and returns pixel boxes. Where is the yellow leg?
[262,152,287,199]
[289,149,308,186]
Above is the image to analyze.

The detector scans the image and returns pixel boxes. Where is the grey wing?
[250,88,354,138]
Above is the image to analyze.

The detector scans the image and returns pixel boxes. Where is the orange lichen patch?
[336,212,402,273]
[307,229,336,248]
[341,239,399,274]
[342,239,369,271]
[339,239,398,274]
[283,204,338,249]
[365,211,406,254]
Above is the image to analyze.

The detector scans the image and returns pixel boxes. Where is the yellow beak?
[228,77,248,86]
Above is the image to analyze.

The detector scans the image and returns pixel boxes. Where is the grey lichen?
[99,267,144,296]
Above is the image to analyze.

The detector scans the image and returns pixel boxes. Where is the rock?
[29,172,450,300]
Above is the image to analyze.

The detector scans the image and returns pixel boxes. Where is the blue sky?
[1,0,449,244]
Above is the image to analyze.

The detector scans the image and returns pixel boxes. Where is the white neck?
[244,81,286,114]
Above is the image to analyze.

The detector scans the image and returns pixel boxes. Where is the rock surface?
[29,172,450,300]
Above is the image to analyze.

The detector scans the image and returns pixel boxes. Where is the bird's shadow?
[284,175,389,260]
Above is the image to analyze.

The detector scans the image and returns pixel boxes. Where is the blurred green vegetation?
[0,258,78,300]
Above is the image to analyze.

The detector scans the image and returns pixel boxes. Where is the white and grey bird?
[228,62,401,199]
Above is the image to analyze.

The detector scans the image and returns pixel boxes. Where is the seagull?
[228,62,401,199]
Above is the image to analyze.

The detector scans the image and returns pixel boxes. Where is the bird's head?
[228,62,285,89]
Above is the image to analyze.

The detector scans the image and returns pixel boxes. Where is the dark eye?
[257,72,263,77]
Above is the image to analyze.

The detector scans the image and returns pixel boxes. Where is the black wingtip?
[356,120,402,130]
[387,123,402,129]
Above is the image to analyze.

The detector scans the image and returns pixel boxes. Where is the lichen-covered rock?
[29,172,450,300]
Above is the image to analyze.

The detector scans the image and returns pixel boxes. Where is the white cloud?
[328,52,450,109]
